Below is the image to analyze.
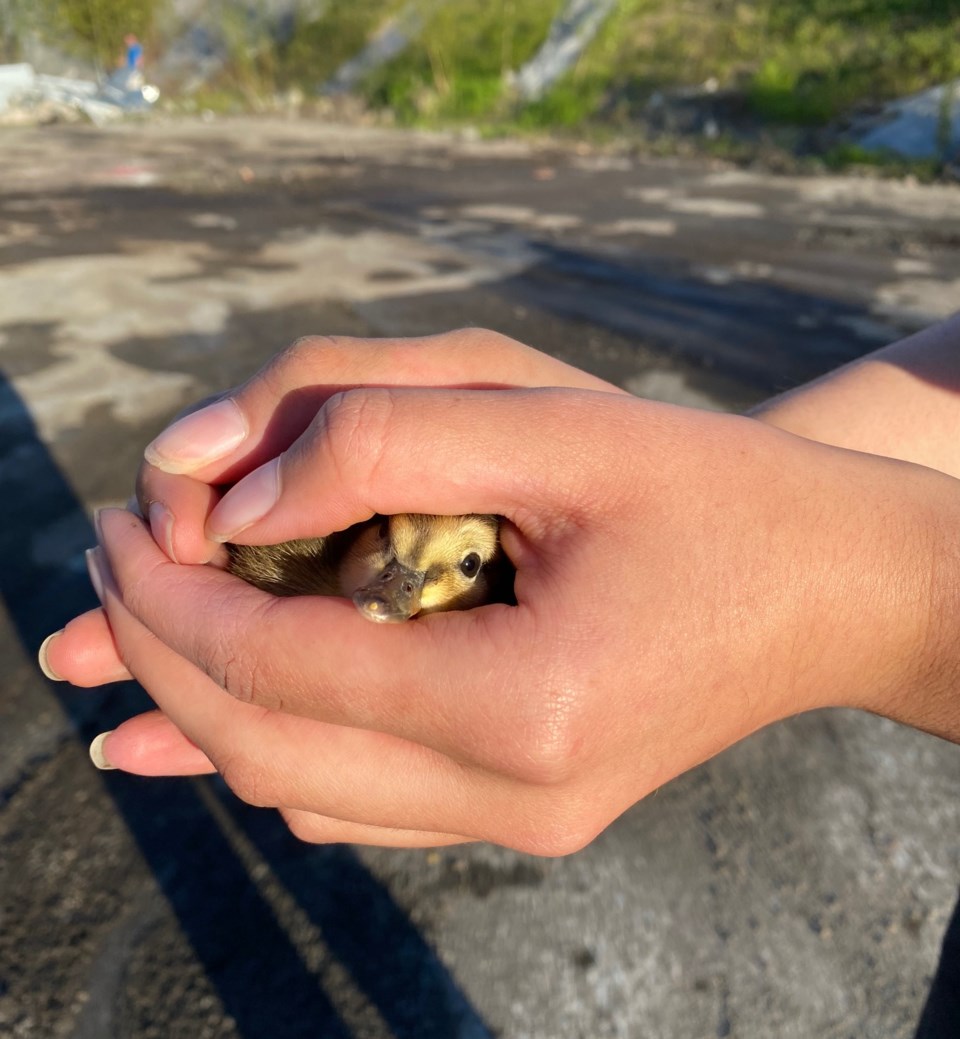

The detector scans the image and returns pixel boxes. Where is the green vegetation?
[512,0,960,131]
[30,0,161,70]
[277,1,409,92]
[226,0,959,176]
[747,0,960,125]
[821,142,945,181]
[184,1,410,113]
[360,0,563,122]
[7,0,960,172]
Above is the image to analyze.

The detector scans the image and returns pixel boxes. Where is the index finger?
[139,332,626,564]
[207,385,636,546]
[143,331,624,485]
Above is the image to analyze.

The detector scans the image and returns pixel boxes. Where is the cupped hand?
[136,328,627,566]
[48,328,623,684]
[47,386,960,852]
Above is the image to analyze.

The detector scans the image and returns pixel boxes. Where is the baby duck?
[227,513,514,623]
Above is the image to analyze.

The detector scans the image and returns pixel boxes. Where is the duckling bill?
[227,513,514,623]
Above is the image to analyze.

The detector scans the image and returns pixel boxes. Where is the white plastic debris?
[0,63,35,110]
[0,62,159,126]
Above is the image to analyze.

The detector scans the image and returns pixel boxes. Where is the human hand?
[133,329,626,567]
[47,387,960,852]
[43,326,623,691]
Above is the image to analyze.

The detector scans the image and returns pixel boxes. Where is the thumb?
[142,331,626,484]
[203,386,631,545]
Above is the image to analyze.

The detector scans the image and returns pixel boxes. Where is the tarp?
[852,81,960,161]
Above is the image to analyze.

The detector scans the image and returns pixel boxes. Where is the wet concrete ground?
[1,117,960,1039]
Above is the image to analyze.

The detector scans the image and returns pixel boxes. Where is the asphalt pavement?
[2,117,960,1039]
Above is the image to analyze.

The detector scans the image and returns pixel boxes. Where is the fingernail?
[206,456,281,542]
[144,398,247,475]
[86,546,119,604]
[148,502,178,563]
[38,631,65,681]
[90,731,118,770]
[86,547,104,602]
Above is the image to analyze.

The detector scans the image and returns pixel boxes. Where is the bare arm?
[751,312,960,478]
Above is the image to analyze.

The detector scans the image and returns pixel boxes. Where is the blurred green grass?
[12,0,960,168]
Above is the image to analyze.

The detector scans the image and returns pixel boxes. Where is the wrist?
[735,423,960,743]
[863,465,960,742]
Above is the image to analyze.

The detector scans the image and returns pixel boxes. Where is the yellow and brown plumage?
[227,514,514,623]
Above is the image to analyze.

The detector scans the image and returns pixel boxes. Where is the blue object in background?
[125,34,143,71]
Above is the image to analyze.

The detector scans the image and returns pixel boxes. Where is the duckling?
[227,513,514,623]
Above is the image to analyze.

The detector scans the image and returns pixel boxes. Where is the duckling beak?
[352,560,426,623]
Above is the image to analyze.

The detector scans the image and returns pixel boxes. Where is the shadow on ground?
[0,371,492,1039]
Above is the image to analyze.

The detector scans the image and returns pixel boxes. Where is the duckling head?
[339,514,504,623]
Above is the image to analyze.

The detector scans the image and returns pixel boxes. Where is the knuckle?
[260,335,345,392]
[317,387,396,496]
[510,797,600,858]
[503,688,586,787]
[280,334,338,366]
[218,650,258,705]
[530,824,598,858]
[192,591,280,709]
[451,326,502,347]
[451,326,520,359]
[213,641,277,711]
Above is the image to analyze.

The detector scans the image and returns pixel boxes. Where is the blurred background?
[2,0,960,169]
[2,2,960,1037]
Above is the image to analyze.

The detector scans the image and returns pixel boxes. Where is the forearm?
[751,313,960,740]
[750,312,960,479]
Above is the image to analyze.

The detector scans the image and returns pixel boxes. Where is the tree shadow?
[0,370,492,1038]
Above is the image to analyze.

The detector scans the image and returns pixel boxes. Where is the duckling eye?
[459,553,481,578]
